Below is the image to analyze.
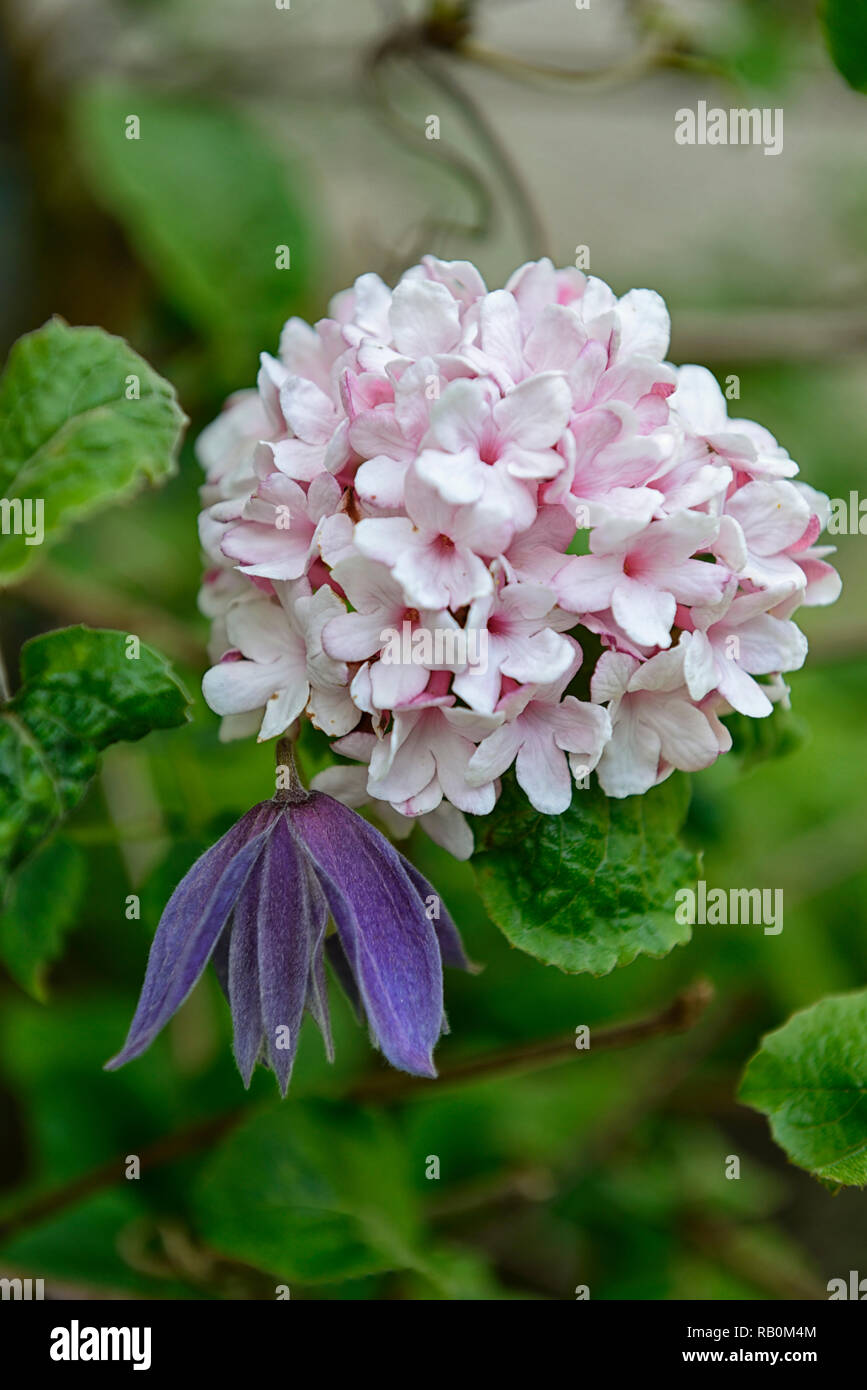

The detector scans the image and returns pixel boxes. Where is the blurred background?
[0,0,866,1300]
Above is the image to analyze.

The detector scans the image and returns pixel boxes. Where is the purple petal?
[211,930,231,1001]
[106,803,278,1070]
[256,813,318,1096]
[396,853,473,971]
[227,872,264,1087]
[305,872,334,1061]
[291,793,443,1077]
[324,933,365,1025]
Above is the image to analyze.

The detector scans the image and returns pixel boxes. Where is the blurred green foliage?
[72,87,320,386]
[821,0,867,92]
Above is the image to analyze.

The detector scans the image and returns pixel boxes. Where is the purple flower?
[106,770,470,1095]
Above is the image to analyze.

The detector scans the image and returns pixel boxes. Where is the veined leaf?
[473,775,697,974]
[739,990,867,1187]
[0,626,190,889]
[0,319,186,582]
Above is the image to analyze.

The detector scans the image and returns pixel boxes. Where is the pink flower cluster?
[197,257,840,859]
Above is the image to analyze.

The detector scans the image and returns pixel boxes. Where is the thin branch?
[274,734,312,804]
[456,31,671,91]
[366,34,497,264]
[671,307,867,365]
[366,10,550,262]
[347,976,714,1104]
[428,987,749,1226]
[565,987,751,1181]
[0,639,10,701]
[0,1109,244,1249]
[0,979,713,1247]
[414,47,550,259]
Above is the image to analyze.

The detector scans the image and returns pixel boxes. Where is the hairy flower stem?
[273,735,309,805]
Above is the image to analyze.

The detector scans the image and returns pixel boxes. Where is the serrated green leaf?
[72,86,318,379]
[739,990,867,1187]
[0,319,186,582]
[17,624,191,749]
[0,626,190,887]
[821,0,867,93]
[0,836,86,998]
[472,775,697,974]
[194,1100,423,1284]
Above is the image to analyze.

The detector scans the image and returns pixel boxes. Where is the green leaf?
[0,836,86,998]
[194,1100,423,1284]
[0,319,186,582]
[821,0,867,92]
[16,624,191,749]
[73,86,318,379]
[472,774,697,974]
[0,626,190,885]
[739,990,867,1187]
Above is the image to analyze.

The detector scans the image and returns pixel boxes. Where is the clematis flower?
[311,753,474,860]
[107,751,470,1093]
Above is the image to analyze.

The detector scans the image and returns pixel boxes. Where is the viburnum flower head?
[197,254,839,852]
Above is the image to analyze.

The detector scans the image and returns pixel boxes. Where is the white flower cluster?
[197,257,839,858]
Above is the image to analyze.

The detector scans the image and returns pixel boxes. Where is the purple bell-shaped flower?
[107,744,470,1094]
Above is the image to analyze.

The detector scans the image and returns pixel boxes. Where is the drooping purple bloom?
[106,768,470,1094]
